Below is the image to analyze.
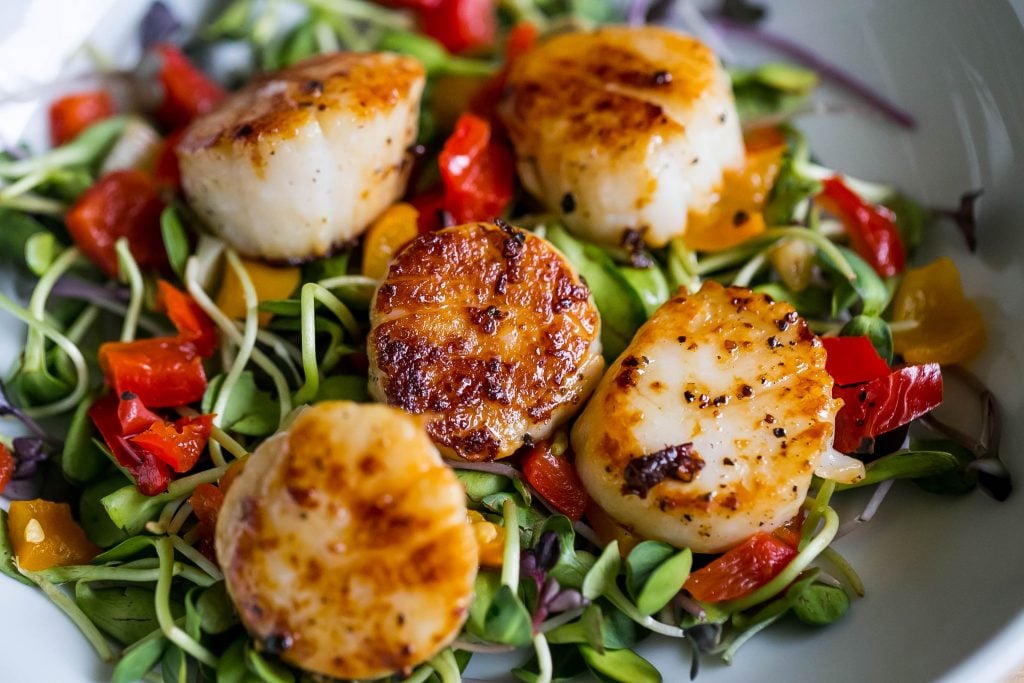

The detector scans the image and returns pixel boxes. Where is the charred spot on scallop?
[368,222,603,460]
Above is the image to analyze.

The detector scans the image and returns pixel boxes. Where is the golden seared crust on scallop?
[572,282,844,553]
[178,52,425,262]
[368,222,603,460]
[500,26,744,247]
[215,402,477,680]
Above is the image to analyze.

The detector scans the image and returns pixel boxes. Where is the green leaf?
[884,193,929,251]
[456,470,511,501]
[112,629,167,683]
[217,637,262,683]
[91,535,154,564]
[617,264,670,318]
[259,299,301,317]
[792,584,850,626]
[80,476,133,548]
[378,31,494,77]
[467,570,502,637]
[25,231,58,276]
[729,64,817,127]
[911,438,978,495]
[753,283,830,319]
[204,372,280,437]
[0,509,33,585]
[161,206,191,281]
[548,224,646,361]
[0,210,48,268]
[579,646,662,683]
[582,542,621,601]
[162,644,188,683]
[513,643,589,683]
[840,315,894,363]
[482,585,534,647]
[819,247,889,317]
[548,602,638,650]
[278,20,320,67]
[835,450,960,490]
[101,484,168,535]
[246,644,296,683]
[625,541,674,601]
[313,374,369,403]
[196,581,240,634]
[764,134,820,226]
[635,548,691,617]
[75,582,164,645]
[62,394,108,484]
[302,250,350,282]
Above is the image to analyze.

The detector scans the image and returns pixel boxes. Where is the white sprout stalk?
[154,537,218,667]
[170,534,223,582]
[63,305,100,345]
[114,238,144,342]
[533,633,553,683]
[731,249,770,287]
[166,502,194,536]
[207,250,260,466]
[185,255,292,429]
[500,499,520,589]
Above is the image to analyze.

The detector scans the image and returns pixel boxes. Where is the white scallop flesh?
[572,282,861,553]
[500,25,744,247]
[178,52,425,262]
[215,401,477,680]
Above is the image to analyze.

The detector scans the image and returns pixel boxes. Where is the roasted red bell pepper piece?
[833,363,943,453]
[0,443,14,495]
[470,22,539,125]
[417,0,496,54]
[188,483,224,561]
[89,395,170,496]
[522,441,589,521]
[818,176,905,277]
[157,280,217,357]
[48,90,116,146]
[821,336,891,387]
[116,392,162,435]
[98,338,207,408]
[65,170,168,278]
[153,44,225,129]
[684,532,797,603]
[153,129,185,191]
[409,190,447,234]
[438,113,514,224]
[130,414,213,473]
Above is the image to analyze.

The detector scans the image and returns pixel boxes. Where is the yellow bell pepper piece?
[891,257,986,365]
[362,203,420,280]
[468,510,505,568]
[7,499,99,571]
[683,127,785,253]
[215,258,300,326]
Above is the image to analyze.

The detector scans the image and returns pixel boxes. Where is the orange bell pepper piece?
[891,257,986,365]
[7,500,99,571]
[362,203,420,280]
[467,510,505,567]
[683,127,786,252]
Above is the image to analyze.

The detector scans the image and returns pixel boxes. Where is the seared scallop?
[178,52,424,262]
[368,221,603,460]
[500,26,744,247]
[572,282,862,554]
[215,401,477,680]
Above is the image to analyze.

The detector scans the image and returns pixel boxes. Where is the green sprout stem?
[115,238,144,342]
[533,632,553,683]
[19,567,115,662]
[154,537,218,667]
[170,534,223,582]
[428,649,462,683]
[0,116,127,178]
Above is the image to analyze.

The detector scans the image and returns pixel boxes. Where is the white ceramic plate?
[2,1,1023,681]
